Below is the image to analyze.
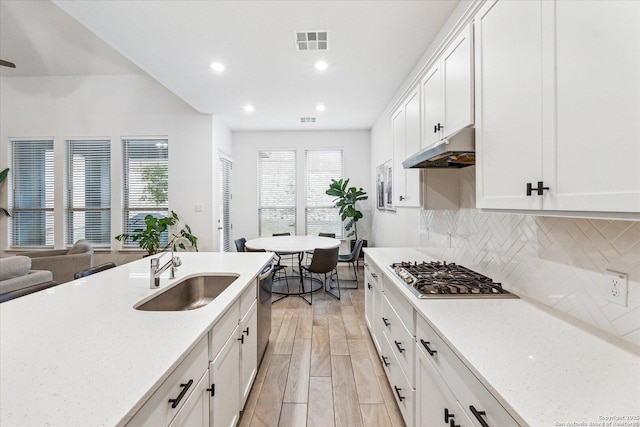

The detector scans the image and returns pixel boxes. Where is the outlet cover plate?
[605,269,628,307]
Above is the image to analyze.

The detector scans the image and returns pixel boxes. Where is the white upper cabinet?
[421,64,443,149]
[393,85,422,207]
[549,0,640,213]
[475,0,640,216]
[442,24,474,139]
[474,0,544,210]
[421,24,474,150]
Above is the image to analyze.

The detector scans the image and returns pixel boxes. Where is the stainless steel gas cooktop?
[390,261,518,299]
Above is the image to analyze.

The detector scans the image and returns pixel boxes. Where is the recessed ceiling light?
[244,104,255,113]
[316,104,326,112]
[314,61,328,71]
[210,62,225,73]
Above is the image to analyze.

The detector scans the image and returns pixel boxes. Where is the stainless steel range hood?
[402,127,475,169]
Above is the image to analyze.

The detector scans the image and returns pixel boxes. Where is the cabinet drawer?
[364,256,382,288]
[380,332,415,427]
[383,278,414,334]
[382,296,415,387]
[416,315,519,426]
[209,300,239,361]
[239,280,257,318]
[127,337,208,427]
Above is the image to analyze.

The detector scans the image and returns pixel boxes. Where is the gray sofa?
[0,256,56,303]
[17,239,94,284]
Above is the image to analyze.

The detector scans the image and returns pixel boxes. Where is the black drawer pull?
[243,327,250,336]
[238,334,245,344]
[371,273,378,278]
[526,181,549,196]
[470,405,490,427]
[381,355,390,367]
[206,384,215,397]
[394,340,405,353]
[364,262,369,267]
[393,386,405,402]
[444,407,454,422]
[420,339,437,356]
[382,317,390,327]
[450,420,460,427]
[168,379,193,408]
[368,283,372,290]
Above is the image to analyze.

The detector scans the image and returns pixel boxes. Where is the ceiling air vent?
[295,31,328,51]
[300,117,317,123]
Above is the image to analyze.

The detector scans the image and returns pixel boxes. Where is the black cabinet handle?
[382,317,390,327]
[206,384,215,397]
[437,123,444,131]
[243,327,250,336]
[168,379,193,408]
[420,339,437,356]
[450,420,460,427]
[444,407,454,422]
[434,124,438,133]
[364,262,369,267]
[368,283,372,290]
[393,386,405,402]
[399,195,405,201]
[381,355,390,367]
[470,405,490,427]
[371,273,377,278]
[238,334,245,344]
[394,340,405,353]
[526,181,549,196]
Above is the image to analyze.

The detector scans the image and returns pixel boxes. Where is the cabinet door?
[392,106,406,208]
[416,347,474,427]
[168,372,209,427]
[364,263,374,330]
[443,23,474,138]
[400,87,422,207]
[210,327,240,427]
[421,64,443,149]
[239,300,258,409]
[474,0,544,210]
[548,0,640,213]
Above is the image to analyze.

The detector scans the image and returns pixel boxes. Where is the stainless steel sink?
[135,275,238,311]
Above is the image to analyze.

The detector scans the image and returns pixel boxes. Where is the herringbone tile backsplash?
[418,167,640,349]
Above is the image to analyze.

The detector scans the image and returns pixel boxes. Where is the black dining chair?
[272,232,297,272]
[234,237,247,252]
[337,238,364,288]
[301,246,340,303]
[74,262,117,279]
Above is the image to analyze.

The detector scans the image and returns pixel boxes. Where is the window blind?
[66,140,111,246]
[219,158,232,252]
[304,149,343,237]
[10,140,55,247]
[122,138,169,246]
[258,150,296,236]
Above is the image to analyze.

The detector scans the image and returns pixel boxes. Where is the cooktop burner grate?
[390,261,518,299]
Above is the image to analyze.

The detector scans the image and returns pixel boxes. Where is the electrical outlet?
[605,270,628,307]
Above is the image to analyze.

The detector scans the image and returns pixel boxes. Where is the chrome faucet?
[149,237,189,288]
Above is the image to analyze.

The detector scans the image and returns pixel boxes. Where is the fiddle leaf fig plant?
[326,178,368,240]
[115,210,198,256]
[0,167,9,217]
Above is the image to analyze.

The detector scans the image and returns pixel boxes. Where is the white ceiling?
[2,0,460,131]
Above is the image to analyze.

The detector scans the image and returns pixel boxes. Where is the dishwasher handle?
[259,263,274,280]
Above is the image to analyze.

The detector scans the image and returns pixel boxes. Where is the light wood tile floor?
[239,265,405,427]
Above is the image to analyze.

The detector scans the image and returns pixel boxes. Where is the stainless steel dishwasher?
[257,263,273,366]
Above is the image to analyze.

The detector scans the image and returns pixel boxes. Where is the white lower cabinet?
[127,337,209,427]
[169,371,211,427]
[239,300,258,408]
[416,314,519,427]
[364,257,383,353]
[210,325,241,427]
[380,330,415,427]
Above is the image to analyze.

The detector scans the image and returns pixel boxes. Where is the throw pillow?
[0,256,32,281]
[67,239,92,255]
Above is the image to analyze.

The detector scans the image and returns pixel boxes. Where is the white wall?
[0,73,225,255]
[231,130,371,249]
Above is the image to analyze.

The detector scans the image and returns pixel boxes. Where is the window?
[9,140,55,247]
[66,140,111,246]
[305,150,343,237]
[122,138,169,246]
[258,150,296,236]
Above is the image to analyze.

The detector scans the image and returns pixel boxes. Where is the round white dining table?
[245,235,341,303]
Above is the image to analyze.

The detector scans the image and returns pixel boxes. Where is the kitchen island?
[364,247,640,426]
[0,252,272,426]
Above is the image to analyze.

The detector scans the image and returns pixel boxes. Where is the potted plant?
[326,178,368,253]
[115,210,198,256]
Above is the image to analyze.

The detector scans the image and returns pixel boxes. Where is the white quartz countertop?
[0,252,272,427]
[364,248,640,426]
